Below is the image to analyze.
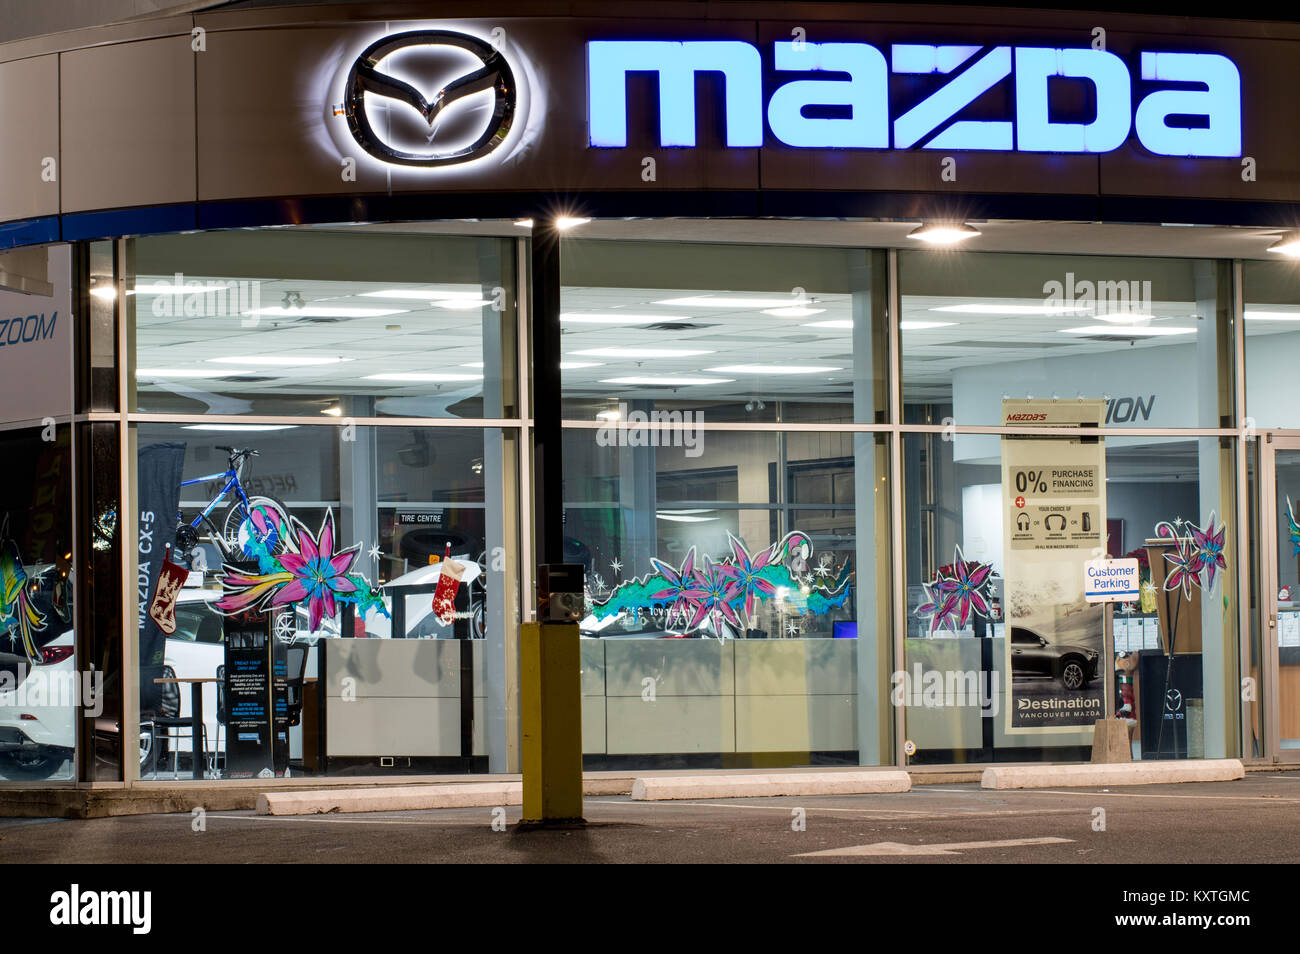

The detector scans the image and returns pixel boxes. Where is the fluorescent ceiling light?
[931,303,1084,315]
[907,222,981,245]
[802,319,853,330]
[656,512,718,523]
[555,216,591,230]
[1059,325,1195,337]
[433,299,492,310]
[320,407,342,417]
[363,372,483,382]
[595,410,621,421]
[1237,311,1300,323]
[131,283,225,295]
[1267,233,1300,257]
[600,376,734,385]
[460,362,485,369]
[183,424,298,432]
[514,218,534,229]
[1091,311,1158,325]
[89,287,117,301]
[705,364,842,374]
[208,355,351,367]
[136,368,255,378]
[900,320,957,330]
[360,289,485,301]
[570,347,715,358]
[561,361,603,370]
[244,305,406,319]
[560,313,688,324]
[655,296,813,308]
[762,306,825,318]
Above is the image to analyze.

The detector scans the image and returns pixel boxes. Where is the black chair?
[284,645,309,728]
[146,665,207,779]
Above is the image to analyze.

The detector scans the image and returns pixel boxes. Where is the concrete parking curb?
[257,782,522,815]
[630,771,912,800]
[980,759,1246,790]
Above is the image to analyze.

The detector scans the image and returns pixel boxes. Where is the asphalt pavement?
[2,771,1299,864]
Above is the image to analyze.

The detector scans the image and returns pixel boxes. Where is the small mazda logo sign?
[344,30,516,167]
[1164,688,1183,711]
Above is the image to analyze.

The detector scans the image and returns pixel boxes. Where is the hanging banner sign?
[1002,399,1107,733]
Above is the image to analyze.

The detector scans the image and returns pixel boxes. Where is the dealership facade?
[0,0,1298,788]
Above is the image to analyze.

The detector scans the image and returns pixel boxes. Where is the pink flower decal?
[1162,533,1199,601]
[914,546,993,635]
[727,533,778,623]
[682,555,744,632]
[648,547,697,628]
[216,510,361,633]
[1189,512,1227,591]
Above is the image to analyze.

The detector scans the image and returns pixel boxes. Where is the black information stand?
[221,596,288,779]
[1139,651,1203,760]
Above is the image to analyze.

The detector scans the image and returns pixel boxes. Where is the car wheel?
[0,750,69,781]
[1061,659,1088,690]
[139,723,157,777]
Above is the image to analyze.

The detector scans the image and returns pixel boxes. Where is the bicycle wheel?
[222,495,292,559]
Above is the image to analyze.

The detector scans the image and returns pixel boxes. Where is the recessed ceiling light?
[931,303,1084,315]
[600,376,734,385]
[560,313,689,324]
[571,347,715,358]
[705,364,842,374]
[900,320,958,330]
[907,222,981,245]
[1059,325,1195,337]
[363,372,483,382]
[208,356,351,367]
[555,216,591,230]
[762,306,826,318]
[321,407,342,417]
[183,424,299,432]
[1267,232,1300,257]
[514,218,534,229]
[655,296,814,308]
[136,368,255,378]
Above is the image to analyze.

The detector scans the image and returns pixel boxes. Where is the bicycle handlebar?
[215,446,260,462]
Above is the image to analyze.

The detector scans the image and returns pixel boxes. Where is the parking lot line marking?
[921,786,1300,803]
[587,798,1082,820]
[795,836,1074,857]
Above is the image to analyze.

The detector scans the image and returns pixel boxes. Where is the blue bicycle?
[175,446,291,561]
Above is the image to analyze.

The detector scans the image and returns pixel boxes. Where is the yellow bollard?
[519,621,584,825]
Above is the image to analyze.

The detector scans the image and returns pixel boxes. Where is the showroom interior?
[1,2,1299,786]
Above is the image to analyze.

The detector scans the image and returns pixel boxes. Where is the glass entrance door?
[1260,437,1300,761]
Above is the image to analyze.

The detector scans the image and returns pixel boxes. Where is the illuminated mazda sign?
[344,30,517,167]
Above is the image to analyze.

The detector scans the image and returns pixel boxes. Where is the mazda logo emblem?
[344,30,517,167]
[1164,688,1183,711]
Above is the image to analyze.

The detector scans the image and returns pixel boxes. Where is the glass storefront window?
[1244,259,1300,429]
[130,230,519,419]
[560,241,889,425]
[901,251,1233,428]
[130,420,517,779]
[564,427,892,767]
[903,429,1239,763]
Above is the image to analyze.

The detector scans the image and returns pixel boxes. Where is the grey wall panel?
[0,56,59,222]
[60,35,196,212]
